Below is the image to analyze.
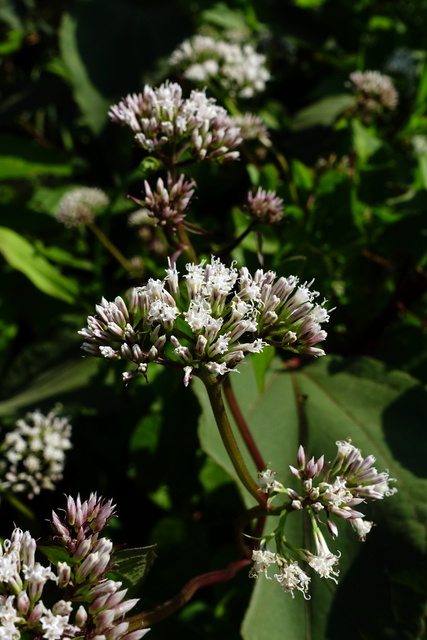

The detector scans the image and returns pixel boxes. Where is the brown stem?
[127,559,250,629]
[88,222,133,272]
[223,376,266,472]
[220,220,256,259]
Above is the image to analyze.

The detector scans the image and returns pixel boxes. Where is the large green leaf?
[0,227,78,303]
[195,356,427,640]
[0,134,75,179]
[0,358,99,416]
[59,13,111,135]
[292,95,355,131]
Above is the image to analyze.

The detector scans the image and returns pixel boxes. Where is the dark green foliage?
[0,0,426,638]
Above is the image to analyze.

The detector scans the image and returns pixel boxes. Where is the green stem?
[88,222,133,272]
[176,223,198,263]
[199,369,266,507]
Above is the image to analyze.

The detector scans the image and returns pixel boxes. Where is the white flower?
[80,256,330,384]
[249,549,277,579]
[257,469,283,493]
[169,35,270,98]
[0,409,72,499]
[274,561,311,599]
[40,609,79,640]
[350,70,398,112]
[109,81,242,163]
[307,552,340,583]
[56,187,109,228]
[350,518,373,541]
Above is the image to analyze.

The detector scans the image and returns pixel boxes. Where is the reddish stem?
[127,559,250,629]
[223,376,266,472]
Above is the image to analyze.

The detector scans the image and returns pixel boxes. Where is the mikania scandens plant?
[0,494,150,640]
[71,66,400,622]
[249,441,397,598]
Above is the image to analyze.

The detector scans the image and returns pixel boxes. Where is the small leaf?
[0,227,78,303]
[292,95,355,131]
[352,120,383,162]
[112,546,157,588]
[39,545,76,566]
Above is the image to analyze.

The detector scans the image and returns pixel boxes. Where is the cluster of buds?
[0,494,149,640]
[109,81,242,163]
[169,35,270,99]
[245,187,285,224]
[0,408,72,499]
[287,440,397,539]
[229,114,269,143]
[349,70,398,118]
[133,173,195,229]
[56,188,110,228]
[250,440,397,598]
[79,256,331,386]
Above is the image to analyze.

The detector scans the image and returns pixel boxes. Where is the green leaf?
[0,358,100,416]
[251,346,275,394]
[0,134,75,179]
[352,120,384,162]
[59,13,111,135]
[39,545,76,566]
[0,29,24,54]
[0,227,79,303]
[196,356,427,639]
[111,546,157,589]
[292,95,355,131]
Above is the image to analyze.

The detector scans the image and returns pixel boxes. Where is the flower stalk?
[199,367,267,507]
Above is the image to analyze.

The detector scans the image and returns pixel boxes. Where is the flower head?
[229,114,269,143]
[245,187,285,224]
[169,35,270,98]
[109,81,242,163]
[274,561,311,599]
[56,188,109,228]
[79,256,330,385]
[349,70,398,116]
[249,549,276,579]
[0,408,72,499]
[0,496,150,640]
[137,173,195,228]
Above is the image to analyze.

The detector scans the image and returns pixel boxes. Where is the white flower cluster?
[169,35,270,98]
[250,439,398,598]
[249,549,311,600]
[79,256,330,385]
[56,188,109,228]
[249,526,340,598]
[0,494,150,640]
[229,113,269,142]
[0,527,79,640]
[0,409,72,499]
[349,70,398,113]
[109,81,242,163]
[48,494,149,640]
[287,440,397,539]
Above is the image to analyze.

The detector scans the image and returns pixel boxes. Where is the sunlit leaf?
[0,227,78,303]
[196,356,427,639]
